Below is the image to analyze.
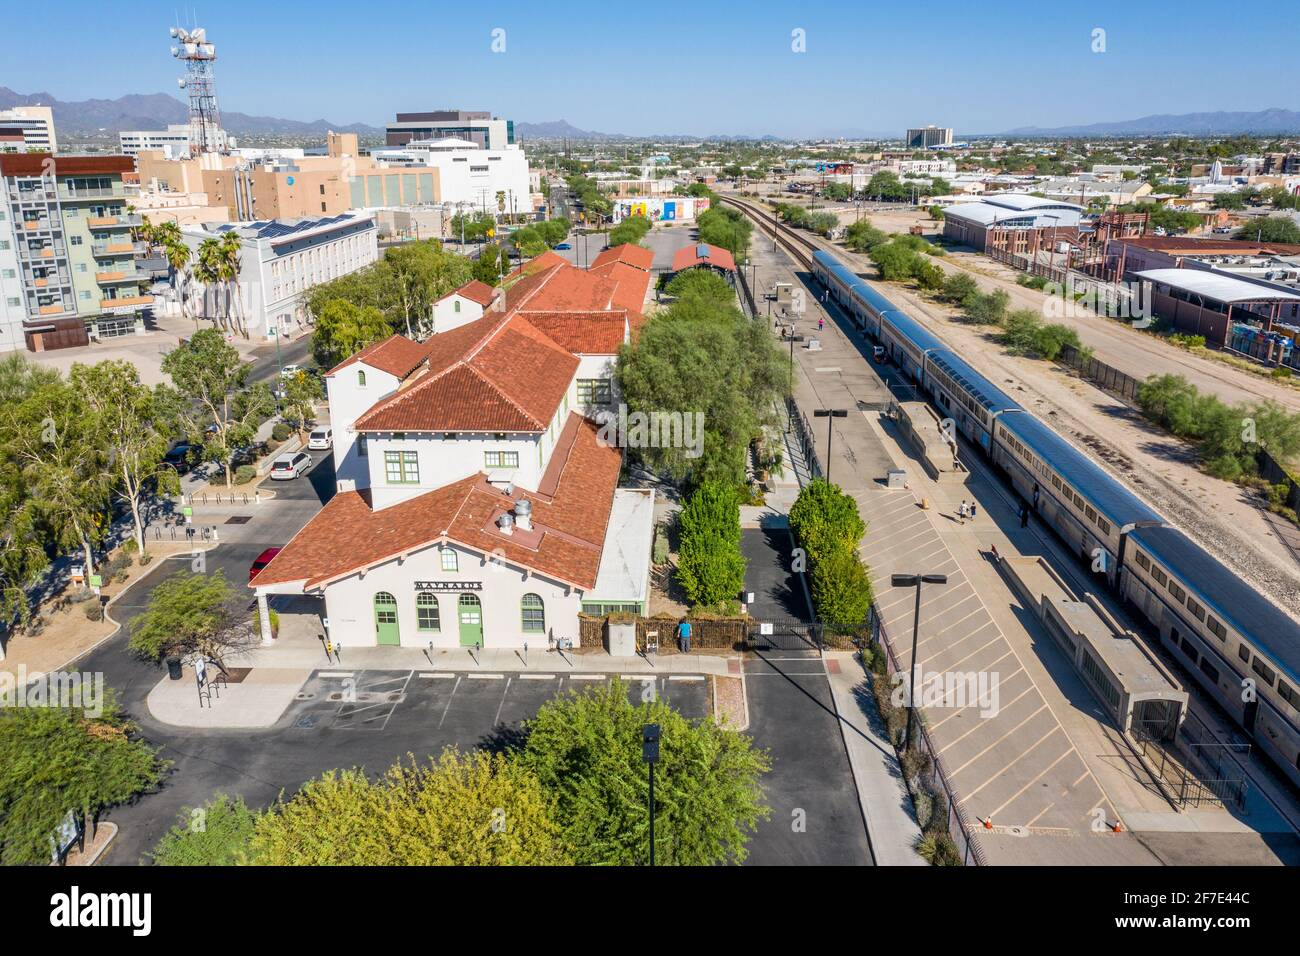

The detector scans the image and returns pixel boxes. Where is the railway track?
[727,192,1300,837]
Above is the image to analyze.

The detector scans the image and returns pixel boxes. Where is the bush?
[234,465,257,485]
[675,481,746,608]
[150,794,257,866]
[84,602,104,622]
[811,541,873,634]
[1271,366,1293,379]
[271,422,292,441]
[68,587,95,605]
[939,272,978,304]
[963,289,1010,325]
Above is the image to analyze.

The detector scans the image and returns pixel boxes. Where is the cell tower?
[170,25,223,156]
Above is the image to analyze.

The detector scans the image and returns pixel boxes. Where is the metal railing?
[1131,718,1248,810]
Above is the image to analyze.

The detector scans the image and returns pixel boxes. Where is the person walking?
[1020,503,1030,528]
[818,316,825,332]
[1031,483,1041,512]
[677,618,692,654]
[969,502,978,522]
[957,500,968,525]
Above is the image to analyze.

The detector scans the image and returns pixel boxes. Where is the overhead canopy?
[1136,268,1300,304]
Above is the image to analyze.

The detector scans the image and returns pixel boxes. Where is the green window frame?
[384,450,419,484]
[416,592,440,631]
[440,548,458,572]
[578,378,612,405]
[521,593,545,632]
[485,450,520,469]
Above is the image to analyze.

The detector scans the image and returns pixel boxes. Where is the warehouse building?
[942,193,1085,252]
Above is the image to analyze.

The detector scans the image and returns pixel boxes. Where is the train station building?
[249,252,656,649]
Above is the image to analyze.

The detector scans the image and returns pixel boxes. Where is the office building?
[906,126,954,149]
[0,106,57,154]
[385,110,513,149]
[1,154,151,352]
[119,124,232,158]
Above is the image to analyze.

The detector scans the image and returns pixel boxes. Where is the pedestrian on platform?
[1020,503,1030,528]
[957,500,968,525]
[677,618,692,654]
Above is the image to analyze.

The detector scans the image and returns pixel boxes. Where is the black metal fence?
[747,620,822,653]
[867,604,987,865]
[785,396,823,480]
[1057,345,1143,402]
[1132,718,1249,811]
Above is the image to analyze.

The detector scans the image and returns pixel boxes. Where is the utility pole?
[812,408,847,483]
[891,573,949,753]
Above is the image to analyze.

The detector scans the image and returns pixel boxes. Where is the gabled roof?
[251,415,620,591]
[590,259,652,312]
[671,242,736,273]
[327,334,430,378]
[591,243,654,272]
[354,311,578,433]
[443,279,496,306]
[526,312,629,355]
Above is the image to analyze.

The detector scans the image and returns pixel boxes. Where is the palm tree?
[194,237,224,331]
[163,238,194,329]
[216,231,246,338]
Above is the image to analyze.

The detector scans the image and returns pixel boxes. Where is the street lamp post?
[787,331,805,391]
[642,724,660,866]
[891,573,949,753]
[812,407,848,483]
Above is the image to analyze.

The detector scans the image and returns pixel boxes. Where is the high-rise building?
[906,126,954,149]
[0,155,151,352]
[0,107,58,154]
[119,124,231,158]
[385,111,513,150]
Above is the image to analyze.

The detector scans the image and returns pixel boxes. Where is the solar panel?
[696,244,710,260]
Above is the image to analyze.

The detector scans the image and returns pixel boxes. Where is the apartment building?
[0,154,151,352]
[119,124,232,158]
[0,106,57,154]
[906,126,953,149]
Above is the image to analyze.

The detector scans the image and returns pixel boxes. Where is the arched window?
[358,369,367,387]
[521,593,545,633]
[453,300,461,313]
[416,592,440,631]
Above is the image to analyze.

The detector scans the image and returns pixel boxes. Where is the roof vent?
[491,286,506,312]
[497,512,515,535]
[514,498,533,532]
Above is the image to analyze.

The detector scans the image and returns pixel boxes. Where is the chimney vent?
[497,512,515,535]
[514,498,533,532]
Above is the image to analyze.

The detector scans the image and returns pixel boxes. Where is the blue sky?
[4,1,1297,137]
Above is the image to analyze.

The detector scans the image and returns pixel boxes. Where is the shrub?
[234,465,257,485]
[939,273,978,304]
[271,422,292,441]
[68,587,95,605]
[811,541,873,634]
[914,790,934,829]
[676,481,746,608]
[963,289,1010,325]
[83,602,104,622]
[150,794,257,866]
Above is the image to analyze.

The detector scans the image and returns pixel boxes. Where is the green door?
[458,594,483,647]
[374,592,400,646]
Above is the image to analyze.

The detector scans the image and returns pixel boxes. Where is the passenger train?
[811,249,1300,788]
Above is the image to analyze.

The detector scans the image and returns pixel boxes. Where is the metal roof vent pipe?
[497,512,515,535]
[514,499,533,532]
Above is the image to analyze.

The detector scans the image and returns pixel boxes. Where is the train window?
[1085,505,1097,522]
[1097,518,1111,536]
[1135,551,1151,572]
[1051,475,1061,490]
[1198,658,1220,685]
[1280,681,1296,707]
[1074,493,1085,510]
[1251,657,1276,686]
[1168,580,1186,603]
[1237,644,1251,664]
[1186,597,1205,622]
[1152,567,1167,587]
[1207,616,1227,641]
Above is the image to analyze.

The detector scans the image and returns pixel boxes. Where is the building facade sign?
[412,580,483,591]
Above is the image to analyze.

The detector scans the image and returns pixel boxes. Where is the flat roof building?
[0,106,57,154]
[906,126,953,149]
[385,110,513,150]
[942,193,1084,252]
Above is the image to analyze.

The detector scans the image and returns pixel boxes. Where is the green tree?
[473,243,508,286]
[811,540,874,633]
[789,478,866,564]
[663,269,735,305]
[963,289,1010,325]
[676,480,746,608]
[161,329,275,487]
[0,701,162,866]
[311,299,392,369]
[128,569,250,663]
[249,750,570,865]
[279,370,324,442]
[519,679,771,865]
[844,219,889,253]
[384,240,473,338]
[149,793,257,866]
[870,241,921,281]
[940,272,978,304]
[1236,215,1300,244]
[68,361,179,560]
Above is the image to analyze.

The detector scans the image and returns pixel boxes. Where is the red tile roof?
[327,334,431,378]
[590,260,651,312]
[1112,236,1300,256]
[444,279,497,306]
[671,243,737,273]
[592,243,654,272]
[252,414,620,591]
[354,312,578,433]
[526,312,629,354]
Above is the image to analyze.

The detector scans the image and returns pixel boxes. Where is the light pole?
[813,407,847,483]
[642,723,660,866]
[891,573,949,753]
[787,331,805,390]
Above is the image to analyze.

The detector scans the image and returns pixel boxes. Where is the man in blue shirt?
[677,618,692,653]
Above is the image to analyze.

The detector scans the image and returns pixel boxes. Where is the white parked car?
[280,364,303,378]
[307,427,333,450]
[270,451,312,480]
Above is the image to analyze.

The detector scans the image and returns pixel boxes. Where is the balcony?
[91,240,146,256]
[37,303,70,316]
[20,218,53,232]
[59,184,125,201]
[95,268,144,285]
[99,294,153,314]
[8,185,57,203]
[86,213,142,229]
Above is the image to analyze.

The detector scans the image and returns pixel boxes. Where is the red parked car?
[249,548,282,583]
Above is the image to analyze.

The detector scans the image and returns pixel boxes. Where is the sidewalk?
[825,652,926,866]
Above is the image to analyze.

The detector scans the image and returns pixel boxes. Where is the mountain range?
[999,108,1300,138]
[0,87,381,137]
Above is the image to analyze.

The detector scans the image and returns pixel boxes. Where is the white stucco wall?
[326,361,400,488]
[431,293,484,333]
[321,539,583,649]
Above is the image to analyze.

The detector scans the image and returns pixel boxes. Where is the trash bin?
[166,656,183,681]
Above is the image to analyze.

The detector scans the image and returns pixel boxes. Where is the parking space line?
[987,745,1077,821]
[436,676,461,730]
[518,674,557,680]
[492,678,512,726]
[947,703,1050,776]
[419,672,455,679]
[467,673,505,679]
[961,725,1064,802]
[622,674,655,681]
[570,674,603,680]
[932,678,1034,739]
[667,675,705,682]
[318,672,353,679]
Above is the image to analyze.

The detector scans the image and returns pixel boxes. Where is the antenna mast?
[170,25,223,156]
